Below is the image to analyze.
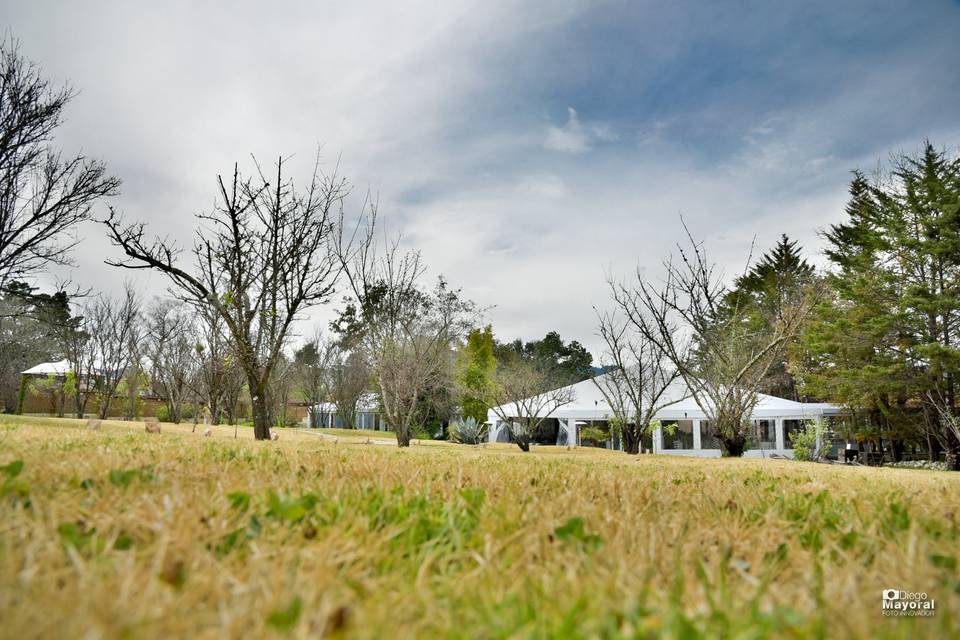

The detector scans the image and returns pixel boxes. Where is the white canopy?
[21,359,70,377]
[488,373,842,423]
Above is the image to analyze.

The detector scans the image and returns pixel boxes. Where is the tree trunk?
[722,433,747,457]
[251,391,272,440]
[891,439,904,463]
[15,375,28,415]
[395,423,411,448]
[946,429,960,471]
[623,425,640,455]
[98,394,111,420]
[241,361,273,439]
[344,408,357,430]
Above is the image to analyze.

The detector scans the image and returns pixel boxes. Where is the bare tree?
[926,387,960,471]
[336,224,473,447]
[268,353,295,427]
[120,317,146,420]
[58,308,95,418]
[612,225,815,456]
[592,302,681,454]
[192,303,231,424]
[221,361,246,428]
[105,154,363,440]
[0,38,120,286]
[145,299,196,423]
[293,328,334,426]
[87,285,140,419]
[487,357,576,452]
[329,347,370,429]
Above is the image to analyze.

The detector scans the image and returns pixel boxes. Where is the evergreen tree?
[0,282,73,412]
[723,234,816,400]
[456,325,496,423]
[493,331,594,384]
[796,142,960,465]
[729,235,814,313]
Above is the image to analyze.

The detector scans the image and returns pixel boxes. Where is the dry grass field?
[0,415,958,639]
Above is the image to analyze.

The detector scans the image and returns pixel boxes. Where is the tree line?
[3,36,959,464]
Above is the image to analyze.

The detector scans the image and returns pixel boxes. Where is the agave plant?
[449,417,487,445]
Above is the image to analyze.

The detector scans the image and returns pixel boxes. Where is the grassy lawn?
[0,415,958,638]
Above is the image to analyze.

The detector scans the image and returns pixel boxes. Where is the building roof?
[488,372,842,422]
[21,359,71,377]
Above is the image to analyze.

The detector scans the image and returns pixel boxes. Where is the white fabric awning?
[487,373,843,422]
[21,359,70,376]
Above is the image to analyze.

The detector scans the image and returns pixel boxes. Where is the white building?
[308,394,389,431]
[486,374,843,458]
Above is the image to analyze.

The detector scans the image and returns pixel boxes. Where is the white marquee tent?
[487,373,843,458]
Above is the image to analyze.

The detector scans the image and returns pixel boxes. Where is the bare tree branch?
[0,38,120,286]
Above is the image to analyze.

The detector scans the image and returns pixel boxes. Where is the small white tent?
[308,394,388,431]
[21,360,71,377]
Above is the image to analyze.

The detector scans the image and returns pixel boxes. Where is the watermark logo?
[882,589,935,617]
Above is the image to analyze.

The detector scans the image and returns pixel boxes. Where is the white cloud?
[514,174,567,198]
[544,107,615,153]
[545,107,590,152]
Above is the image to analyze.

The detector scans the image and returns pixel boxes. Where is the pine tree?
[733,234,815,309]
[723,234,815,400]
[796,142,960,464]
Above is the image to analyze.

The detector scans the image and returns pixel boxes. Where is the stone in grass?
[272,432,280,441]
[145,419,161,434]
[203,427,213,438]
[85,419,102,431]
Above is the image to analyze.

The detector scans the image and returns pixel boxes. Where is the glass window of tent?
[661,420,694,449]
[700,420,722,449]
[750,419,776,449]
[784,419,809,449]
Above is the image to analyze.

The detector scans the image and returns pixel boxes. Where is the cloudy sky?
[5,0,960,358]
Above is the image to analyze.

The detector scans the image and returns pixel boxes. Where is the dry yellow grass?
[0,414,958,639]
